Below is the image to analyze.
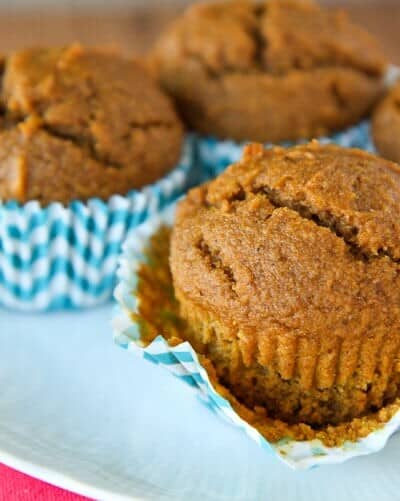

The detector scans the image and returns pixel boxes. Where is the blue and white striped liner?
[113,203,400,470]
[196,120,377,180]
[0,138,196,311]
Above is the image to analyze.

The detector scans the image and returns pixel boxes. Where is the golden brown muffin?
[170,141,400,426]
[151,0,387,142]
[372,81,400,164]
[0,45,184,205]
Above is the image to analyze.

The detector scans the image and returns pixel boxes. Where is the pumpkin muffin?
[0,44,184,205]
[372,81,400,164]
[151,0,387,143]
[170,142,400,426]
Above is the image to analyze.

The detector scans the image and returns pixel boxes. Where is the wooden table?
[0,4,398,64]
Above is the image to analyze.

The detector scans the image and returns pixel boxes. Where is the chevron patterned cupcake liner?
[196,120,377,180]
[0,138,196,311]
[113,203,400,470]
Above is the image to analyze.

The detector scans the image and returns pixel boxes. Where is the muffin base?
[130,226,400,444]
[176,297,400,426]
[0,138,194,311]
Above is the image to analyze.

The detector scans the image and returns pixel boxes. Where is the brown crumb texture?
[0,45,183,204]
[150,0,387,142]
[133,226,188,347]
[135,225,400,446]
[170,142,400,426]
[372,81,400,164]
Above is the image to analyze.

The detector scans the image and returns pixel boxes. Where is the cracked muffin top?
[372,81,400,164]
[171,141,400,338]
[0,45,184,204]
[151,0,387,142]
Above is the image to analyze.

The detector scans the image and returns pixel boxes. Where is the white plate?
[0,305,399,501]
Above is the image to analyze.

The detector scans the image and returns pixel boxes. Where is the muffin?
[170,141,400,426]
[372,81,400,164]
[151,0,387,143]
[0,44,194,311]
[0,44,184,204]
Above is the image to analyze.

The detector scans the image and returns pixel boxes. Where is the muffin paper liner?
[113,203,400,470]
[197,120,377,179]
[0,138,196,311]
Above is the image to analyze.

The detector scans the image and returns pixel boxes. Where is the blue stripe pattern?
[197,120,376,179]
[0,138,195,311]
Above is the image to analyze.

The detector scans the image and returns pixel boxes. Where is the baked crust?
[0,45,184,204]
[151,0,387,142]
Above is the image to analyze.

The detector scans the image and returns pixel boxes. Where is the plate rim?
[0,447,141,501]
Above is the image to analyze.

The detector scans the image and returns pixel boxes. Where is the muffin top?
[171,142,400,340]
[372,81,400,164]
[156,0,384,77]
[0,45,184,204]
[151,0,387,141]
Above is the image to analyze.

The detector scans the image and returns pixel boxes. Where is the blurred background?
[0,0,398,63]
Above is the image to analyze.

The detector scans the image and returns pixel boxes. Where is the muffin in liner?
[113,203,400,470]
[0,138,195,311]
[152,0,389,145]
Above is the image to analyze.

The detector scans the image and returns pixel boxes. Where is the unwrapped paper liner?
[0,138,195,311]
[113,203,400,470]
